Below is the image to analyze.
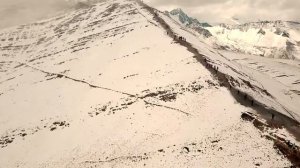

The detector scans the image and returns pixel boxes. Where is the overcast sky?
[0,0,72,29]
[0,0,299,29]
[146,0,300,24]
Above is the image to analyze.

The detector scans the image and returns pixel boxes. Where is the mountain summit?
[166,8,213,38]
[168,8,211,27]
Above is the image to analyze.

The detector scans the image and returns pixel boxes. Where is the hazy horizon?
[0,0,299,29]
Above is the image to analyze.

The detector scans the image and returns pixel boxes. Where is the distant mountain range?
[167,8,300,60]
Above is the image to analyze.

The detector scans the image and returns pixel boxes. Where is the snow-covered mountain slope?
[162,12,300,122]
[207,21,300,60]
[161,11,300,123]
[0,0,298,167]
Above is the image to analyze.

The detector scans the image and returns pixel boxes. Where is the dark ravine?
[136,0,300,166]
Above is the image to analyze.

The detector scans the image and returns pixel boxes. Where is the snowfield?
[0,0,298,167]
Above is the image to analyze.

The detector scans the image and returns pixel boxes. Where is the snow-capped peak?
[168,8,211,28]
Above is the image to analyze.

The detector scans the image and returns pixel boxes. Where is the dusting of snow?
[0,0,296,167]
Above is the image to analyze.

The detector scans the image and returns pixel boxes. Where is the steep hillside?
[0,0,298,167]
[162,10,300,123]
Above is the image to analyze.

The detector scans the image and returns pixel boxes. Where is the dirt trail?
[19,61,191,117]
